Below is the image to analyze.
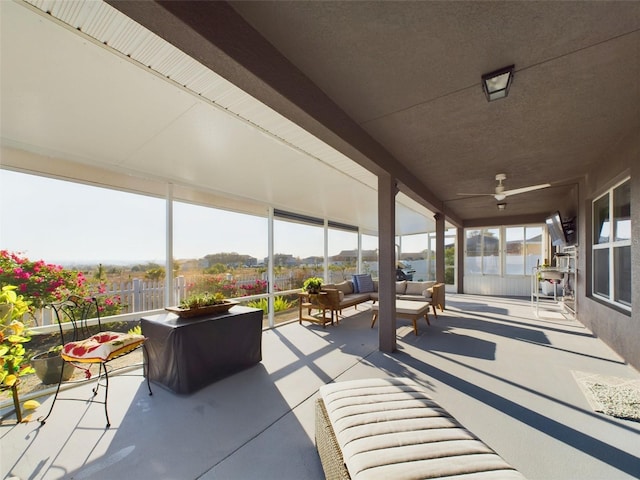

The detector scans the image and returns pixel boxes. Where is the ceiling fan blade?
[456,193,495,197]
[502,183,551,197]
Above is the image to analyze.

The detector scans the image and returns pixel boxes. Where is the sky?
[0,169,429,266]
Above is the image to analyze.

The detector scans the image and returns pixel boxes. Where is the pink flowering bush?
[0,251,122,318]
[0,251,80,309]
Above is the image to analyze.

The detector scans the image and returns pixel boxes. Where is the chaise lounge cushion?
[318,378,525,480]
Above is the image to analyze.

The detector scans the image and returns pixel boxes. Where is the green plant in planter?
[180,291,227,309]
[302,277,323,294]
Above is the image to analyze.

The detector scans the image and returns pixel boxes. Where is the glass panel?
[361,234,378,277]
[525,226,543,274]
[505,227,524,275]
[593,248,610,297]
[593,194,610,244]
[482,228,501,275]
[614,246,631,306]
[465,229,482,274]
[0,170,166,318]
[399,233,428,281]
[445,229,456,285]
[613,180,631,241]
[328,228,357,283]
[174,202,268,300]
[274,219,323,291]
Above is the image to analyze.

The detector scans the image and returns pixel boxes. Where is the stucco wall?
[577,130,639,371]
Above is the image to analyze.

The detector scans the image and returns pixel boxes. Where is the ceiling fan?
[457,173,551,202]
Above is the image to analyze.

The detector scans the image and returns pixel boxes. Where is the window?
[465,228,501,275]
[466,225,543,277]
[173,201,268,300]
[328,227,358,282]
[592,178,631,310]
[274,214,324,290]
[505,226,543,275]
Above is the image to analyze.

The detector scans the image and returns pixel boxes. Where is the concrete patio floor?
[2,294,639,480]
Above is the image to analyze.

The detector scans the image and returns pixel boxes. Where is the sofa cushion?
[396,281,407,294]
[405,281,434,296]
[353,274,375,293]
[342,293,372,306]
[334,281,354,295]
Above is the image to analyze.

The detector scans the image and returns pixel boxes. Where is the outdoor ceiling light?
[497,202,507,211]
[482,65,514,102]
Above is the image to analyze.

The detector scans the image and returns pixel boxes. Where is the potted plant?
[0,285,35,422]
[166,291,238,318]
[302,277,323,294]
[31,345,76,385]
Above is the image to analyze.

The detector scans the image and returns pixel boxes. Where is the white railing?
[30,270,365,325]
[107,276,187,314]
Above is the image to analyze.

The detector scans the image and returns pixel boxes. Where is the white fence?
[31,270,376,325]
[106,276,187,314]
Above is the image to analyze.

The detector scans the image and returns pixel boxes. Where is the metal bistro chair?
[38,295,152,428]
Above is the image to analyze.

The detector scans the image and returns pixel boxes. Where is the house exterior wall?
[577,129,639,370]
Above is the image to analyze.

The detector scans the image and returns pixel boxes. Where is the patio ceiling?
[111,0,640,225]
[0,0,438,236]
[2,1,639,232]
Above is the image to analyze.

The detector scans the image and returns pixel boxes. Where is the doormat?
[573,371,640,422]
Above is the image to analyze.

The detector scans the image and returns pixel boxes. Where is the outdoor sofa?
[320,275,445,324]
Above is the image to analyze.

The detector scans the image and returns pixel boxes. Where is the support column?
[378,173,397,353]
[435,213,445,283]
[457,226,464,293]
[165,183,174,307]
[267,207,275,328]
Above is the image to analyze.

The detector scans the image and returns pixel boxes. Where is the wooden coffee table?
[370,300,431,335]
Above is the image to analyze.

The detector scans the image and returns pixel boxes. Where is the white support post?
[165,182,174,307]
[267,207,275,328]
[357,230,362,273]
[324,219,329,282]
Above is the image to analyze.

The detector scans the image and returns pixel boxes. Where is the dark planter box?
[141,306,262,394]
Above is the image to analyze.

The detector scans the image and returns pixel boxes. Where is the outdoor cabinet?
[141,306,262,394]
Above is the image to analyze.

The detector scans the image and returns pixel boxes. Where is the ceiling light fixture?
[482,65,514,102]
[497,202,507,211]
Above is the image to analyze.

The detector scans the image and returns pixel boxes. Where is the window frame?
[464,224,545,277]
[591,177,631,311]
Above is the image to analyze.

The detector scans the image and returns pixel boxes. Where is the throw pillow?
[353,274,375,293]
[405,281,432,296]
[351,275,360,293]
[396,280,407,294]
[335,281,353,295]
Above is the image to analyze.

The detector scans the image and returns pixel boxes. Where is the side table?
[297,291,333,328]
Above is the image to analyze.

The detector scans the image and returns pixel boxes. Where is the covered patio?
[1,1,640,478]
[2,295,639,479]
